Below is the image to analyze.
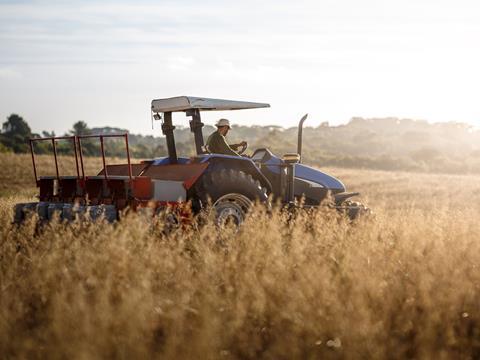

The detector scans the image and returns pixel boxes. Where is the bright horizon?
[1,0,479,136]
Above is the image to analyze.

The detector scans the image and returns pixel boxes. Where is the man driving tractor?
[206,118,247,156]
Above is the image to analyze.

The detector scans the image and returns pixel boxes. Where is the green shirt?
[206,130,239,156]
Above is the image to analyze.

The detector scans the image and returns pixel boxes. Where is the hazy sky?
[1,0,479,135]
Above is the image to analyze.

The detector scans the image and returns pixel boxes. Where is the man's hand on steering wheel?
[236,141,248,155]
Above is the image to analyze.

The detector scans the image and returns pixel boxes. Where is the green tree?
[131,143,152,158]
[42,130,56,138]
[0,114,32,153]
[0,142,11,153]
[70,121,90,136]
[69,121,98,156]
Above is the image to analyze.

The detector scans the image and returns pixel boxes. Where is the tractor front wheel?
[337,200,371,220]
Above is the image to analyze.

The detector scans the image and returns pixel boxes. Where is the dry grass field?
[1,153,480,358]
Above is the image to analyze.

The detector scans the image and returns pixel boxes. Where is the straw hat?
[215,118,231,128]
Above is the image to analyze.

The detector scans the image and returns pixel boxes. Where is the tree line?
[0,115,165,158]
[1,113,480,174]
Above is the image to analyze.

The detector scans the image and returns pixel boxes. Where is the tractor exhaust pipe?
[297,114,308,162]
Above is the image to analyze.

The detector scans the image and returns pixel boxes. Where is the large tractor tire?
[196,169,268,203]
[195,169,268,227]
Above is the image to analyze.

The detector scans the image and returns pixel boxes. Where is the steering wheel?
[237,142,248,155]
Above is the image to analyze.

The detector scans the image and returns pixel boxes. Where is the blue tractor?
[150,96,368,225]
[14,96,368,226]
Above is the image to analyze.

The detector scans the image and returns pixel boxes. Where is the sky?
[0,0,479,135]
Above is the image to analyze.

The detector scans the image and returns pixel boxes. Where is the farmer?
[206,118,247,156]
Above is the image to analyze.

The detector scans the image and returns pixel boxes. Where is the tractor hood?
[294,163,346,193]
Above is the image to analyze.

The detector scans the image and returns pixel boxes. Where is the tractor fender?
[196,154,272,194]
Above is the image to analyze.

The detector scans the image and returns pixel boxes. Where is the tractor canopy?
[151,96,270,113]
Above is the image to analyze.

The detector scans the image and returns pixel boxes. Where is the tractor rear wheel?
[195,169,268,226]
[213,194,251,228]
[196,169,268,204]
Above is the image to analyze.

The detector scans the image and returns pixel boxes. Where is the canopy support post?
[162,112,178,164]
[187,109,205,155]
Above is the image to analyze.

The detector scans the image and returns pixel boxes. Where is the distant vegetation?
[1,114,479,174]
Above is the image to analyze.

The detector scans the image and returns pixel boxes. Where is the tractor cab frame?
[151,96,270,163]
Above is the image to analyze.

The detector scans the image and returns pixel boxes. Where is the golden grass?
[1,154,480,358]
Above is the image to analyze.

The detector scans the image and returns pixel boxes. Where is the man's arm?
[218,135,240,156]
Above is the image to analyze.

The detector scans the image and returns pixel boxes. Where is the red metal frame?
[76,133,132,182]
[27,133,196,219]
[29,136,80,184]
[29,133,132,185]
